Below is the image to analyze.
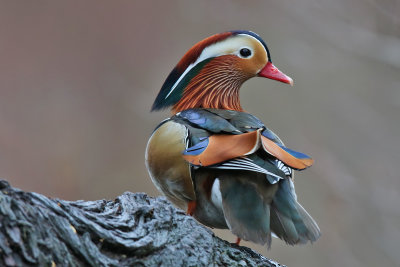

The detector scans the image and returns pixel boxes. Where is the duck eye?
[239,48,252,58]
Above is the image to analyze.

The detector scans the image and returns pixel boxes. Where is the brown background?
[1,1,399,266]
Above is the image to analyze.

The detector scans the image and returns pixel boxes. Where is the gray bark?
[0,179,284,267]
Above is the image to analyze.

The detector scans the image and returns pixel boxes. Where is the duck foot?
[235,237,241,245]
[186,201,196,216]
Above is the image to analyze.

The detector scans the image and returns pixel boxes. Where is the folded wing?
[183,128,313,171]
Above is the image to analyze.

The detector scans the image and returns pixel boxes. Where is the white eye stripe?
[237,34,267,54]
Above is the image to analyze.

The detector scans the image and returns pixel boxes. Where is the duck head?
[152,30,293,113]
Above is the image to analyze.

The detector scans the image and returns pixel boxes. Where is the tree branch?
[0,180,284,267]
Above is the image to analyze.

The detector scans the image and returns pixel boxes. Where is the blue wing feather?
[183,138,209,156]
[178,109,241,134]
[277,144,312,160]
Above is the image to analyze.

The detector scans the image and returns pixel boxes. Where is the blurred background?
[1,1,399,266]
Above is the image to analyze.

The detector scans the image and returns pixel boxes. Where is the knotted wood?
[0,180,284,267]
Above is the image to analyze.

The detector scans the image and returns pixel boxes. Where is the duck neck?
[172,56,250,114]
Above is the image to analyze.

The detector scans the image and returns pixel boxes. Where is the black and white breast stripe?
[275,159,292,176]
[210,157,285,184]
[205,157,293,182]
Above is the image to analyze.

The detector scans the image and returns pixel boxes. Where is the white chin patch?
[211,178,223,212]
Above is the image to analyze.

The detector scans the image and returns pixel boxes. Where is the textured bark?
[0,180,284,267]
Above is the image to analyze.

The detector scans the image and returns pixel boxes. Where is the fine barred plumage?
[146,31,320,247]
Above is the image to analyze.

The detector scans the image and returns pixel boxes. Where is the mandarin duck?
[145,31,320,247]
